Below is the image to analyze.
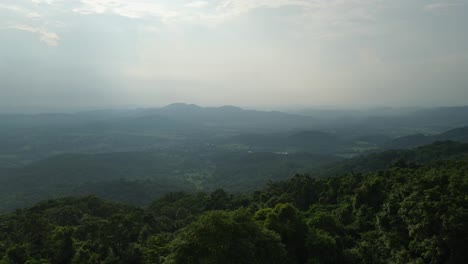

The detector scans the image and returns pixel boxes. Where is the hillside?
[2,105,468,167]
[142,103,319,131]
[0,149,339,213]
[332,106,468,137]
[318,141,468,176]
[2,141,468,213]
[0,104,320,166]
[0,154,466,263]
[385,126,468,149]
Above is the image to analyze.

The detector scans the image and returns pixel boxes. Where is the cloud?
[184,1,210,8]
[71,0,309,25]
[31,0,62,4]
[424,0,468,11]
[1,0,382,38]
[72,0,183,23]
[68,0,382,38]
[0,2,62,46]
[0,3,41,18]
[0,0,383,47]
[10,24,60,46]
[216,0,313,14]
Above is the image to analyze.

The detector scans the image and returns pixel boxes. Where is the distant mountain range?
[137,103,318,132]
[2,103,467,133]
[1,103,468,167]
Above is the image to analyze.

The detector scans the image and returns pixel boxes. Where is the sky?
[1,0,468,111]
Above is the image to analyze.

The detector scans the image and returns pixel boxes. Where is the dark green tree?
[166,209,287,264]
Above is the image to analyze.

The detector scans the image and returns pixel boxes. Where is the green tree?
[254,203,308,263]
[166,209,286,264]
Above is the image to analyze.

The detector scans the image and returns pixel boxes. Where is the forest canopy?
[0,150,467,264]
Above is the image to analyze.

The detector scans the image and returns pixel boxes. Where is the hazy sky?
[1,0,468,111]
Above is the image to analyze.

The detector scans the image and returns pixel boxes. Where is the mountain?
[2,104,468,167]
[436,126,468,141]
[0,104,322,166]
[410,106,468,127]
[330,106,468,137]
[140,103,319,132]
[318,141,468,176]
[384,134,432,149]
[385,126,468,149]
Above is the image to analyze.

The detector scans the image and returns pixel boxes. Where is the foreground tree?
[165,209,286,264]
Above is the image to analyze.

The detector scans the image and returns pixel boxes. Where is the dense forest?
[2,141,468,213]
[1,142,467,263]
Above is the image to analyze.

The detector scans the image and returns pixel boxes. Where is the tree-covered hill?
[2,105,467,167]
[0,154,467,263]
[2,141,468,214]
[0,149,339,213]
[318,140,468,176]
[385,126,468,149]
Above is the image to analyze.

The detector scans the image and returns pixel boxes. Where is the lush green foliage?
[3,141,468,214]
[1,154,467,263]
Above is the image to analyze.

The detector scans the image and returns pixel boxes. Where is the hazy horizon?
[1,0,468,110]
[1,101,467,115]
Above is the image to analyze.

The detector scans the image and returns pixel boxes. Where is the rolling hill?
[385,126,468,149]
[0,148,339,212]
